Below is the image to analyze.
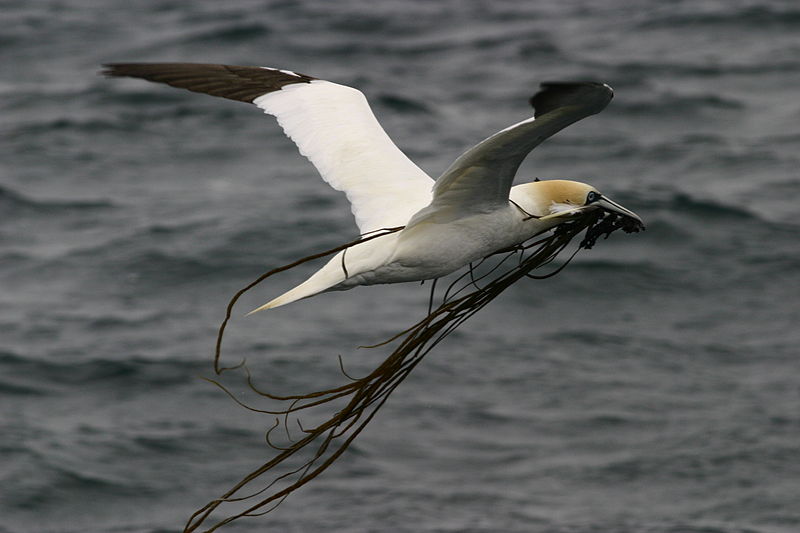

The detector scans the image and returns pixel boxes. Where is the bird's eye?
[586,191,601,204]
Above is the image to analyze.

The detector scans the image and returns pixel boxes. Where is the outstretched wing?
[103,63,434,233]
[414,82,613,224]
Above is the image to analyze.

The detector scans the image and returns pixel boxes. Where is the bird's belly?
[332,209,541,290]
[366,211,529,284]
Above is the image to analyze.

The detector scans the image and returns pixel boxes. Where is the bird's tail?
[246,254,348,314]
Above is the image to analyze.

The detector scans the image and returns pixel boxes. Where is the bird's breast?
[386,207,536,278]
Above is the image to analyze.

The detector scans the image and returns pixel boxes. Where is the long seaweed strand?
[184,210,640,532]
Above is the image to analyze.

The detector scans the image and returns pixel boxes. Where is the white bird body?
[261,183,577,310]
[104,63,643,312]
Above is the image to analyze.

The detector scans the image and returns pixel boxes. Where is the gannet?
[104,63,642,311]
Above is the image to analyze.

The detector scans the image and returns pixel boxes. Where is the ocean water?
[2,1,799,532]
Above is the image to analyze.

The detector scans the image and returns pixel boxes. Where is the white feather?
[253,80,433,233]
[549,201,576,214]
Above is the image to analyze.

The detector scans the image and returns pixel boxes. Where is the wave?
[635,5,800,30]
[0,351,203,394]
[0,185,113,214]
[589,58,800,80]
[656,191,800,231]
[377,93,432,114]
[9,115,134,136]
[278,22,560,58]
[0,378,46,397]
[22,219,275,290]
[613,91,744,116]
[536,523,759,533]
[653,192,756,221]
[3,457,154,513]
[581,443,798,491]
[175,21,271,45]
[565,259,675,289]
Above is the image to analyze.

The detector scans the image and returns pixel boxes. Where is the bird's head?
[522,179,643,229]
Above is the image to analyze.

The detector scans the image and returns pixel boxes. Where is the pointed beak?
[595,196,643,227]
[245,304,269,316]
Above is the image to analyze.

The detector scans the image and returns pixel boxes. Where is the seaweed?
[184,209,641,532]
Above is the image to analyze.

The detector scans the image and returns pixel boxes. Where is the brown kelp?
[184,209,642,533]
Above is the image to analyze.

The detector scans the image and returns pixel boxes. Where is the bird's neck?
[509,182,551,219]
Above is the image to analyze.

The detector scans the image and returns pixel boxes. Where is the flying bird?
[104,63,642,312]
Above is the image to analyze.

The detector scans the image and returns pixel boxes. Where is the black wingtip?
[99,62,316,104]
[100,63,158,80]
[100,63,123,78]
[529,82,613,118]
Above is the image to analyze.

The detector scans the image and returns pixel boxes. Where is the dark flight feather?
[102,63,315,104]
[530,82,613,118]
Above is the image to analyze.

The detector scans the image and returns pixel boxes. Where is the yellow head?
[517,179,642,223]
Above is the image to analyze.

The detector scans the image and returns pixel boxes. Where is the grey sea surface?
[2,1,799,532]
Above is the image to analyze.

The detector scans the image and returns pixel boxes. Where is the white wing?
[253,80,433,233]
[103,63,434,233]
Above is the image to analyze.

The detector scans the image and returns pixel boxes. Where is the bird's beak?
[595,196,643,226]
[535,196,644,228]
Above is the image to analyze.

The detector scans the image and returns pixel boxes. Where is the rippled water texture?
[2,1,799,532]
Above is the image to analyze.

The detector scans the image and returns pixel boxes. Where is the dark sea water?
[2,1,799,532]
